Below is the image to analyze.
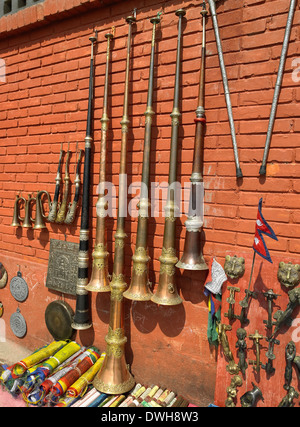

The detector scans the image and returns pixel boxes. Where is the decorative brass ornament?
[236,328,247,375]
[277,261,300,289]
[105,326,127,359]
[22,193,35,228]
[272,287,300,338]
[85,30,114,294]
[284,341,296,390]
[56,144,71,224]
[34,190,51,230]
[0,263,8,289]
[71,33,98,331]
[131,247,149,276]
[93,13,136,395]
[124,11,162,303]
[248,330,267,374]
[240,382,264,407]
[175,4,208,272]
[238,286,258,326]
[48,144,64,223]
[224,286,240,322]
[224,255,245,279]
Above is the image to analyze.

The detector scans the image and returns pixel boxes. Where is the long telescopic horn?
[86,29,114,293]
[259,0,296,176]
[93,14,136,395]
[208,0,242,178]
[151,9,185,306]
[123,12,162,302]
[71,32,97,331]
[176,2,209,272]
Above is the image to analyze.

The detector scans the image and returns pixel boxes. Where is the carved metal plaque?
[10,272,29,302]
[10,308,27,338]
[46,239,79,296]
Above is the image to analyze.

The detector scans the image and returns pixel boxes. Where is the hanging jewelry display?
[10,270,29,303]
[10,308,27,338]
[0,263,8,289]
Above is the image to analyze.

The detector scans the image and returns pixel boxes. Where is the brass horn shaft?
[71,32,97,331]
[64,147,83,225]
[86,30,114,293]
[176,3,208,272]
[11,194,25,227]
[93,15,136,395]
[151,9,185,306]
[22,194,35,229]
[123,12,162,302]
[56,143,70,224]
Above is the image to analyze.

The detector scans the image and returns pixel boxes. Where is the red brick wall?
[0,0,299,407]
